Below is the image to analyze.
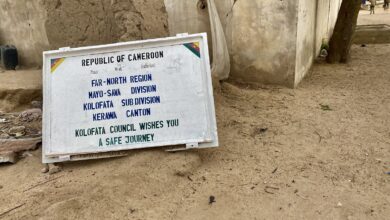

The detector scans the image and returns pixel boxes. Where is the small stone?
[41,165,49,173]
[21,151,33,158]
[337,202,342,207]
[8,126,26,134]
[0,185,3,189]
[48,164,62,175]
[0,152,16,163]
[0,133,10,139]
[14,132,25,137]
[31,101,43,109]
[19,108,42,122]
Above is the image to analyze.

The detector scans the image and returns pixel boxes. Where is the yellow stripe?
[51,58,65,73]
[193,42,200,49]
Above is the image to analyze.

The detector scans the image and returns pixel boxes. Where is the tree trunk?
[327,0,361,63]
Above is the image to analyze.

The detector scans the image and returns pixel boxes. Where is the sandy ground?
[0,44,389,220]
[0,69,42,112]
[358,7,390,25]
[0,69,41,90]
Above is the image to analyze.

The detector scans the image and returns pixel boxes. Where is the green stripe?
[184,44,201,58]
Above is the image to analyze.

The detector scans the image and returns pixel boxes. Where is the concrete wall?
[294,0,342,87]
[0,0,342,86]
[314,0,342,56]
[0,0,169,67]
[164,0,211,36]
[231,1,299,87]
[165,0,341,88]
[295,0,317,86]
[0,0,50,67]
[164,0,233,58]
[165,0,299,87]
[0,0,341,87]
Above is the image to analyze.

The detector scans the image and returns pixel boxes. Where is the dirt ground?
[0,69,42,113]
[358,7,390,25]
[0,44,389,219]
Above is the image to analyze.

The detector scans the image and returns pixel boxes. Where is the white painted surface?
[42,33,218,163]
[315,0,343,55]
[295,0,342,87]
[295,0,317,86]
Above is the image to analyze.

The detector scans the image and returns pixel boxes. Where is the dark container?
[0,45,18,70]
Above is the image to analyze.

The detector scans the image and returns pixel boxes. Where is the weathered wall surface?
[164,0,211,36]
[0,0,342,87]
[314,0,342,55]
[165,0,298,87]
[294,0,341,87]
[0,0,50,67]
[44,0,169,49]
[165,0,342,87]
[295,0,316,86]
[164,0,233,56]
[0,0,169,67]
[231,1,298,87]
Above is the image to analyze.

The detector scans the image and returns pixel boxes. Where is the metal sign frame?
[42,33,218,163]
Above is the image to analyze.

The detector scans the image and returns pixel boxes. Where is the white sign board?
[43,33,218,163]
